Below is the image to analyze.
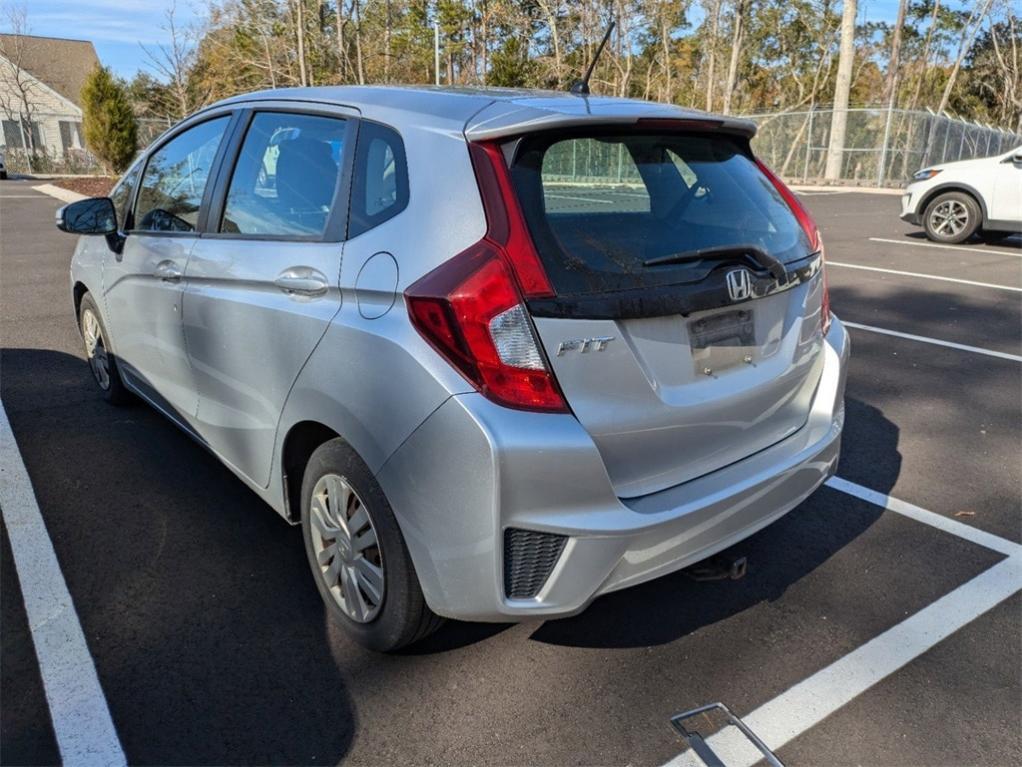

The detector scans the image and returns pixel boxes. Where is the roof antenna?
[569,20,615,96]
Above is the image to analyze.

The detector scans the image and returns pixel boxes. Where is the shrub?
[81,66,138,174]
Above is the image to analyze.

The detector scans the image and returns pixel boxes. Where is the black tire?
[300,438,443,651]
[922,191,981,244]
[78,293,131,405]
[0,171,7,180]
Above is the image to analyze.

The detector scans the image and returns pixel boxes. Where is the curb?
[32,184,87,204]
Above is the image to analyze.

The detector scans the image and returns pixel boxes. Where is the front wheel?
[78,293,130,404]
[300,438,443,651]
[922,191,981,244]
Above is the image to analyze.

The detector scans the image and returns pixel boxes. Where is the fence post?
[940,114,951,163]
[803,108,813,182]
[877,103,894,187]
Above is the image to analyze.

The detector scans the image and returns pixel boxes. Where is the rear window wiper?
[643,243,786,280]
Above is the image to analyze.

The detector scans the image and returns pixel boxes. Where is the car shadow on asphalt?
[1,348,358,766]
[528,398,899,649]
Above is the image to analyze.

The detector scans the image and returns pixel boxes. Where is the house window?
[2,120,24,149]
[59,121,83,152]
[1,119,43,151]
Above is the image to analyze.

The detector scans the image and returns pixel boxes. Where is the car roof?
[210,85,757,140]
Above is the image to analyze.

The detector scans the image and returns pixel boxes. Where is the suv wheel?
[79,293,130,404]
[300,438,443,651]
[923,191,980,244]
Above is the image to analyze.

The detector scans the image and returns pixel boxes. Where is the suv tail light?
[756,158,831,334]
[404,142,567,412]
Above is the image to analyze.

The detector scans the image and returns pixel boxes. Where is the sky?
[9,0,961,82]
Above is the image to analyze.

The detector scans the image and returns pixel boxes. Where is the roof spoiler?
[464,108,757,143]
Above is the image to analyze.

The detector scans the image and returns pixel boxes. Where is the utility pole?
[434,23,441,86]
[824,0,856,180]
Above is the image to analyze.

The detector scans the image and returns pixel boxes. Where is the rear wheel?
[923,191,980,244]
[300,438,442,651]
[78,293,130,404]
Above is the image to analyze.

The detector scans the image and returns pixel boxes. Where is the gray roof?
[0,34,100,108]
[213,85,758,139]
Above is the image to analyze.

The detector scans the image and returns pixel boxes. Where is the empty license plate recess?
[689,309,755,373]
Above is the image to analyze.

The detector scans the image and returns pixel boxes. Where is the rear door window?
[511,132,814,297]
[348,121,409,238]
[220,112,348,237]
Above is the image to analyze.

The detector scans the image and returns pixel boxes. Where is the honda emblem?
[726,269,753,302]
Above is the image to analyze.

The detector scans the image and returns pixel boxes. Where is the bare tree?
[0,4,42,160]
[824,0,856,180]
[141,2,206,118]
[883,0,908,106]
[937,0,993,114]
[721,0,748,115]
[703,0,722,111]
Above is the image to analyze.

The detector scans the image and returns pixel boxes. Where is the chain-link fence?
[746,107,1022,188]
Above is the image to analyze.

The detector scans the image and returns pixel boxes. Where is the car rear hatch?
[498,121,828,499]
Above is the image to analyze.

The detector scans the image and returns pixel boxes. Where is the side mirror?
[56,197,117,235]
[1013,151,1022,164]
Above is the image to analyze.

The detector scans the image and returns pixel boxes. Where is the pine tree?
[81,66,138,174]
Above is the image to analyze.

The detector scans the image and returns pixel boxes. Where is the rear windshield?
[510,132,814,296]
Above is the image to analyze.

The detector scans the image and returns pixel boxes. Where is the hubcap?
[929,200,969,237]
[81,309,110,390]
[309,474,384,623]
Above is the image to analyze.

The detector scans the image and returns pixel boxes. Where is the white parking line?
[545,192,614,205]
[828,261,1022,292]
[0,401,126,766]
[827,477,1021,558]
[665,478,1022,767]
[869,237,1022,258]
[843,321,1022,363]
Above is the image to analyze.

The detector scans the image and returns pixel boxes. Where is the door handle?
[154,260,183,282]
[274,267,329,297]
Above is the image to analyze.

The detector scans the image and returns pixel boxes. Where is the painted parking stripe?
[545,193,614,205]
[0,401,127,766]
[826,477,1022,558]
[843,321,1022,363]
[827,261,1022,292]
[869,237,1022,258]
[665,480,1022,767]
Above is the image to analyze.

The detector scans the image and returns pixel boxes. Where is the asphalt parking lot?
[2,178,1020,766]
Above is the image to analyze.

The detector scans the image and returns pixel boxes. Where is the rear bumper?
[377,317,850,621]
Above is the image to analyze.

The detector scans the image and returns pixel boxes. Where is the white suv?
[901,146,1022,243]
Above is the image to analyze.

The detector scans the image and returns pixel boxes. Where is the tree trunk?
[937,0,992,115]
[721,0,746,115]
[294,0,308,87]
[704,0,721,111]
[883,0,907,106]
[824,0,857,180]
[536,0,562,87]
[353,0,365,85]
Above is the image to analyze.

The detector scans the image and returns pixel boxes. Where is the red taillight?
[405,140,566,412]
[406,243,567,412]
[755,158,821,252]
[756,157,831,334]
[468,142,554,298]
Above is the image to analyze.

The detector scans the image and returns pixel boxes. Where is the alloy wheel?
[929,199,970,237]
[309,473,385,623]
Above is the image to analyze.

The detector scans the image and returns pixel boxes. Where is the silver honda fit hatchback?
[59,86,849,650]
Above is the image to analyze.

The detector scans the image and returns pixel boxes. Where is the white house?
[0,34,99,163]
